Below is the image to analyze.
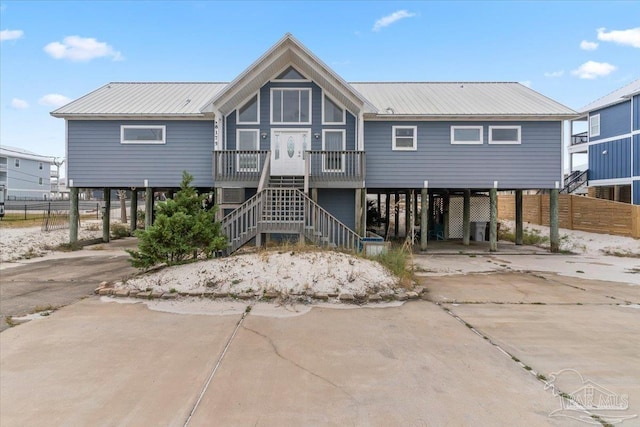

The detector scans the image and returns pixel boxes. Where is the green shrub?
[127,171,227,268]
[499,223,549,246]
[110,223,130,239]
[372,246,410,280]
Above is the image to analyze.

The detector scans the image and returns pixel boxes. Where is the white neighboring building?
[0,145,53,200]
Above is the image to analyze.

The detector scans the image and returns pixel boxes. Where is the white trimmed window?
[237,94,259,124]
[392,126,417,151]
[236,129,260,172]
[14,159,20,168]
[39,177,43,185]
[271,88,311,124]
[451,126,483,144]
[121,125,166,144]
[322,129,346,172]
[322,94,345,124]
[589,114,600,138]
[39,162,43,170]
[489,126,521,144]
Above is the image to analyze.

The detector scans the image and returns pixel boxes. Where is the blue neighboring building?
[0,145,53,200]
[570,79,640,205]
[52,34,576,251]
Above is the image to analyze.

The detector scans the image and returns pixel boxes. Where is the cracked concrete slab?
[186,302,564,426]
[0,299,242,427]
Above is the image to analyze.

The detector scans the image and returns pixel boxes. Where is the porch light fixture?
[314,132,321,139]
[261,132,268,139]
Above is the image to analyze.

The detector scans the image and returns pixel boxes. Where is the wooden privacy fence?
[498,194,640,239]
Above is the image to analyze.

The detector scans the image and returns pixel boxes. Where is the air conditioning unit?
[222,188,244,204]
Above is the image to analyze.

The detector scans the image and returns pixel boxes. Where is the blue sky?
[1,0,639,170]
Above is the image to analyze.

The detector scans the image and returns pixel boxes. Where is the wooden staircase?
[220,186,361,255]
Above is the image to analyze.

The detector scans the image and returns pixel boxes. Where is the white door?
[271,130,309,176]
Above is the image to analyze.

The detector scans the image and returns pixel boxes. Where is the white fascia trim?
[589,177,633,186]
[364,115,575,122]
[586,131,638,146]
[52,115,213,121]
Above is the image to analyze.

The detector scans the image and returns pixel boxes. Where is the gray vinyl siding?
[3,157,51,200]
[590,101,631,141]
[226,80,355,151]
[364,121,562,189]
[67,120,215,188]
[317,189,356,231]
[634,95,640,131]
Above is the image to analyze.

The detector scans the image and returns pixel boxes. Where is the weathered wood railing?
[220,187,361,254]
[213,150,269,185]
[305,151,365,188]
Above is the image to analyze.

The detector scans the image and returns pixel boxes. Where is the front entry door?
[271,130,309,176]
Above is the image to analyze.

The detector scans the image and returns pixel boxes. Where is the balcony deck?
[213,150,365,189]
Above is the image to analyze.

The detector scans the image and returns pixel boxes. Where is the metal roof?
[51,82,226,117]
[579,79,640,114]
[51,81,576,118]
[350,82,576,117]
[0,145,54,162]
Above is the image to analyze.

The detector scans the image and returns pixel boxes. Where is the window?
[451,126,483,144]
[392,126,417,151]
[322,94,345,124]
[237,94,259,124]
[14,159,20,168]
[236,129,260,172]
[589,114,600,138]
[275,66,306,80]
[271,88,311,124]
[39,177,43,185]
[121,125,166,144]
[322,130,346,172]
[39,162,43,170]
[489,126,521,144]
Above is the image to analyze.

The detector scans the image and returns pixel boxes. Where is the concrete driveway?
[1,246,638,426]
[0,238,138,331]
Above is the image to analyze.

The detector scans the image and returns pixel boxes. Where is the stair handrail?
[258,151,271,193]
[562,169,588,194]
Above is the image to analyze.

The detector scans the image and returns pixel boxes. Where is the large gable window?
[276,66,306,80]
[271,88,311,124]
[451,126,483,144]
[392,126,417,151]
[489,126,521,144]
[236,129,260,172]
[121,125,166,144]
[237,94,259,124]
[322,94,345,124]
[589,114,600,138]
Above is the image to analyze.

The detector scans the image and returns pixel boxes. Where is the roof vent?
[385,107,395,114]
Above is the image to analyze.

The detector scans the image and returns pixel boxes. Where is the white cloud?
[571,61,617,79]
[0,29,23,42]
[10,98,29,109]
[597,27,640,48]
[519,80,532,88]
[38,94,72,107]
[579,40,598,50]
[372,10,416,32]
[44,35,123,61]
[544,70,564,78]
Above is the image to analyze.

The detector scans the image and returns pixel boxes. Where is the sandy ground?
[123,250,399,297]
[0,221,104,263]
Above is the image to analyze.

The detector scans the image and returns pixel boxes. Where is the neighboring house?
[0,145,53,200]
[569,79,640,204]
[52,34,575,251]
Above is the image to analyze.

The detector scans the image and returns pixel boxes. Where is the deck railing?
[213,150,365,188]
[213,150,269,185]
[571,132,588,146]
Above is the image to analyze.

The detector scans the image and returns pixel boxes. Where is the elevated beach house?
[52,34,576,253]
[569,79,640,204]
